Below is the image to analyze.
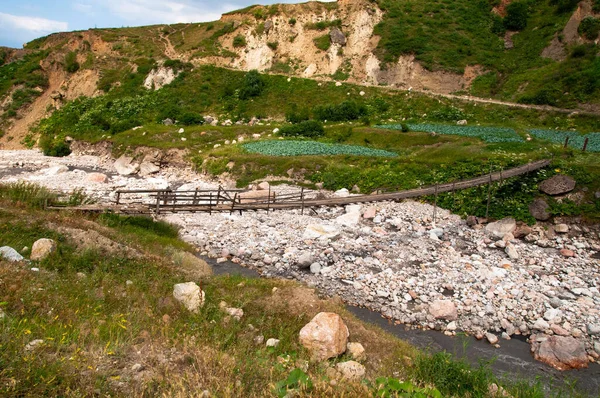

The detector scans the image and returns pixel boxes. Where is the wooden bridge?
[51,159,550,215]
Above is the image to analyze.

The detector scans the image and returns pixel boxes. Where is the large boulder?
[299,312,349,361]
[296,252,314,269]
[531,335,588,370]
[485,218,516,239]
[114,155,139,176]
[173,282,205,313]
[539,175,576,196]
[330,27,347,46]
[0,246,24,262]
[529,198,550,221]
[30,239,56,261]
[429,300,458,321]
[139,162,160,176]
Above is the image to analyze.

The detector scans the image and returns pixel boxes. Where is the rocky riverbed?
[1,149,599,372]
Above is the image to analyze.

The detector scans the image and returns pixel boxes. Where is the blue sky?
[0,0,325,48]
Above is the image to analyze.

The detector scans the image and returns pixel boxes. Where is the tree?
[504,2,529,31]
[239,70,265,100]
[64,51,80,73]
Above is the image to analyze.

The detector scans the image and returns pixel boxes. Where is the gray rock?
[114,155,140,176]
[330,27,346,46]
[529,198,551,221]
[335,361,365,381]
[586,324,600,335]
[555,224,569,233]
[549,297,564,308]
[162,118,174,126]
[266,338,280,347]
[533,318,550,331]
[0,246,24,262]
[430,228,444,238]
[539,175,576,196]
[264,20,273,33]
[505,243,519,259]
[486,332,499,345]
[139,162,160,176]
[485,218,516,239]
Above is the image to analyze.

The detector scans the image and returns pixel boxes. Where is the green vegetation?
[504,1,529,31]
[267,41,279,51]
[233,35,247,48]
[578,16,600,40]
[529,129,600,152]
[378,123,524,143]
[279,120,325,138]
[304,19,342,31]
[64,51,80,73]
[313,101,367,122]
[243,140,397,157]
[313,34,331,51]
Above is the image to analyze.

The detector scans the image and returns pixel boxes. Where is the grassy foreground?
[0,183,584,397]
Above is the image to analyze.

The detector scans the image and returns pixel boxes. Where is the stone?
[296,252,314,269]
[131,363,144,372]
[560,249,575,258]
[446,321,457,331]
[303,224,340,240]
[466,215,478,226]
[544,308,562,322]
[335,205,362,227]
[299,312,349,361]
[485,218,516,239]
[335,361,365,382]
[555,224,569,233]
[429,300,458,321]
[264,20,273,32]
[178,128,184,133]
[430,228,444,238]
[531,335,588,370]
[30,238,56,261]
[330,27,347,45]
[310,262,322,274]
[486,333,499,345]
[533,318,550,331]
[505,243,519,260]
[529,198,551,221]
[586,324,600,335]
[0,246,24,262]
[257,181,270,191]
[114,155,140,176]
[25,339,44,351]
[346,342,366,361]
[173,282,205,313]
[224,307,244,321]
[87,172,108,183]
[551,324,570,336]
[539,175,576,195]
[457,119,467,125]
[254,335,265,345]
[42,165,69,175]
[266,338,280,347]
[139,162,160,176]
[334,188,350,197]
[363,207,377,219]
[162,118,174,125]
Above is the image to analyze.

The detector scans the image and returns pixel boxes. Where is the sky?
[0,0,327,48]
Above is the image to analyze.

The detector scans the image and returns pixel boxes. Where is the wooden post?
[230,193,237,215]
[116,191,121,205]
[301,187,305,215]
[172,191,176,213]
[433,184,438,224]
[209,192,212,215]
[485,172,492,219]
[216,186,221,205]
[155,192,161,215]
[193,189,198,205]
[452,182,456,208]
[583,137,589,152]
[564,136,569,148]
[267,186,271,213]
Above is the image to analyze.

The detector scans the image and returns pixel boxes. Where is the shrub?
[267,41,278,50]
[313,35,331,51]
[278,120,325,138]
[64,51,80,73]
[579,17,600,40]
[550,0,580,13]
[180,113,204,125]
[490,14,506,36]
[285,106,310,124]
[503,2,529,31]
[39,136,71,157]
[288,18,296,25]
[233,35,247,48]
[239,70,265,100]
[313,100,367,122]
[163,59,192,71]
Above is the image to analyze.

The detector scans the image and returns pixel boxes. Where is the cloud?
[98,0,230,25]
[0,12,68,33]
[73,3,94,14]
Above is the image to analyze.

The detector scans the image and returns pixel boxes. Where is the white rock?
[335,361,365,381]
[303,224,340,240]
[266,338,280,347]
[0,246,24,262]
[173,282,205,313]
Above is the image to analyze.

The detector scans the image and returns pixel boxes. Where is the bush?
[64,51,80,73]
[503,2,529,31]
[579,16,600,40]
[550,0,580,13]
[267,41,278,50]
[163,59,192,71]
[180,113,204,125]
[278,120,325,138]
[239,70,265,100]
[288,18,296,25]
[39,136,71,157]
[233,35,247,48]
[313,35,331,51]
[313,100,367,122]
[285,106,310,124]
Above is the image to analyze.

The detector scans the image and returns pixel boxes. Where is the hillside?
[0,0,600,146]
